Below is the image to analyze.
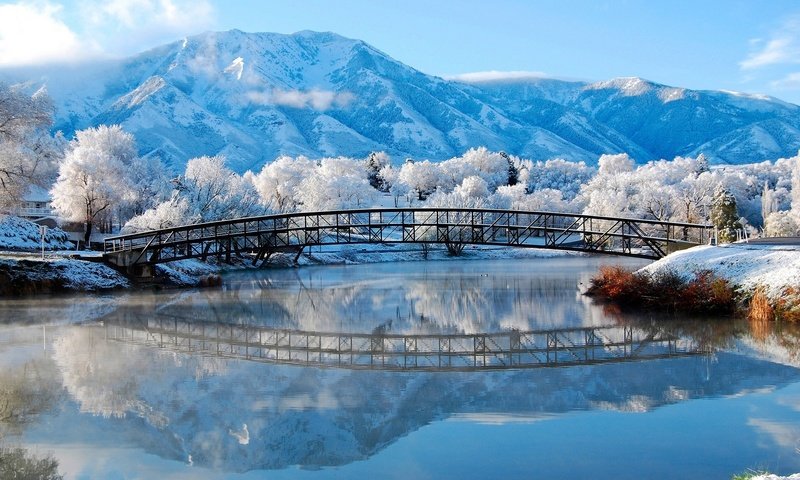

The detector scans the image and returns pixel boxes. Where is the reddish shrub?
[587,266,736,315]
[775,286,800,322]
[586,266,647,306]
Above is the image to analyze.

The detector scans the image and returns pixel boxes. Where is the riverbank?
[0,244,575,296]
[640,242,800,300]
[0,253,224,295]
[588,242,800,319]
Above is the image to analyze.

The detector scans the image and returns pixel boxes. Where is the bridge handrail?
[104,207,713,247]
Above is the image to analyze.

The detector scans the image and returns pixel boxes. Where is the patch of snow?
[584,77,653,96]
[657,87,685,103]
[224,57,244,81]
[640,244,800,299]
[750,475,800,480]
[0,257,129,291]
[447,71,549,83]
[0,215,72,250]
[114,76,167,109]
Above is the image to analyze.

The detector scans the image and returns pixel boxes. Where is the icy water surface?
[1,256,800,479]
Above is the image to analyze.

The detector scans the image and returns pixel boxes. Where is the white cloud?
[446,70,549,83]
[748,418,800,450]
[0,2,94,66]
[86,0,213,33]
[770,71,800,89]
[247,88,355,111]
[80,0,215,56]
[741,16,800,70]
[0,0,215,67]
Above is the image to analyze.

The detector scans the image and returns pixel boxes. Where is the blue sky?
[3,0,800,103]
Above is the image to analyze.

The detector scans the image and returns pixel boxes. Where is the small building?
[15,185,58,228]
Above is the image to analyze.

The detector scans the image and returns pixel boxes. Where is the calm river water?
[1,256,799,479]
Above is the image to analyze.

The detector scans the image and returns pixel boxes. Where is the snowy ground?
[639,242,800,298]
[752,475,800,480]
[0,215,73,250]
[0,254,129,292]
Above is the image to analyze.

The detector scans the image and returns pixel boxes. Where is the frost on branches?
[0,82,62,211]
[710,186,743,243]
[50,125,164,244]
[124,155,263,233]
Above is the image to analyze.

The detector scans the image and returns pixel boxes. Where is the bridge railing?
[103,313,705,371]
[103,208,713,266]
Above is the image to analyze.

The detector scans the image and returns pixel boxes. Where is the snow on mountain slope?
[3,30,800,172]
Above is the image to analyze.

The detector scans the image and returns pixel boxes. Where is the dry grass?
[586,266,736,314]
[747,287,774,323]
[775,286,800,322]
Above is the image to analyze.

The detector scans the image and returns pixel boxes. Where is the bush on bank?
[586,266,737,315]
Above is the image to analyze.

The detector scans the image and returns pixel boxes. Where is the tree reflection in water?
[0,258,798,475]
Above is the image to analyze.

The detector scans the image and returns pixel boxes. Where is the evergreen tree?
[710,186,742,243]
[500,151,518,186]
[365,151,390,191]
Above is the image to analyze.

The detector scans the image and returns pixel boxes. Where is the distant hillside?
[3,29,800,173]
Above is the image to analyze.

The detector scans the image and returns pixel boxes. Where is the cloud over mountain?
[3,29,800,173]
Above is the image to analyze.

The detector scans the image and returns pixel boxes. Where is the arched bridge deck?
[103,314,706,371]
[103,208,713,268]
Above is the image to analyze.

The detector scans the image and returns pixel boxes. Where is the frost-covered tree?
[579,165,637,218]
[764,211,799,237]
[453,175,490,200]
[50,125,139,245]
[425,177,495,255]
[458,147,512,191]
[761,180,778,226]
[175,155,262,221]
[122,194,191,232]
[296,157,375,211]
[124,155,171,218]
[254,155,315,212]
[0,82,58,210]
[791,153,800,214]
[495,184,569,212]
[597,153,635,176]
[124,155,263,233]
[398,160,440,201]
[378,164,406,206]
[522,158,594,200]
[710,186,742,243]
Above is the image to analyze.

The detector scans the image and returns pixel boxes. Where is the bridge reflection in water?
[103,315,707,371]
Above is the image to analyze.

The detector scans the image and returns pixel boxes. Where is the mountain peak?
[585,77,657,96]
[4,30,800,171]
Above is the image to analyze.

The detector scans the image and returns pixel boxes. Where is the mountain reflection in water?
[0,258,799,477]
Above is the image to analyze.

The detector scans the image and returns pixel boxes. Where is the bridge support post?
[293,246,305,264]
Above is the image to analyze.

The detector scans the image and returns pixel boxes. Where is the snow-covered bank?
[639,243,800,299]
[0,253,229,295]
[751,475,800,480]
[0,216,72,250]
[0,255,129,295]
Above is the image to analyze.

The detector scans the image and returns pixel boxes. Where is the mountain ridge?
[2,29,800,172]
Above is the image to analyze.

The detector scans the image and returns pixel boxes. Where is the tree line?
[2,82,799,245]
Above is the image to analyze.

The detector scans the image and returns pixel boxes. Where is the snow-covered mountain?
[4,29,800,172]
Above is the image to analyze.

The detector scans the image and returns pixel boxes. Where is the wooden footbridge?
[103,314,706,371]
[103,208,713,272]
